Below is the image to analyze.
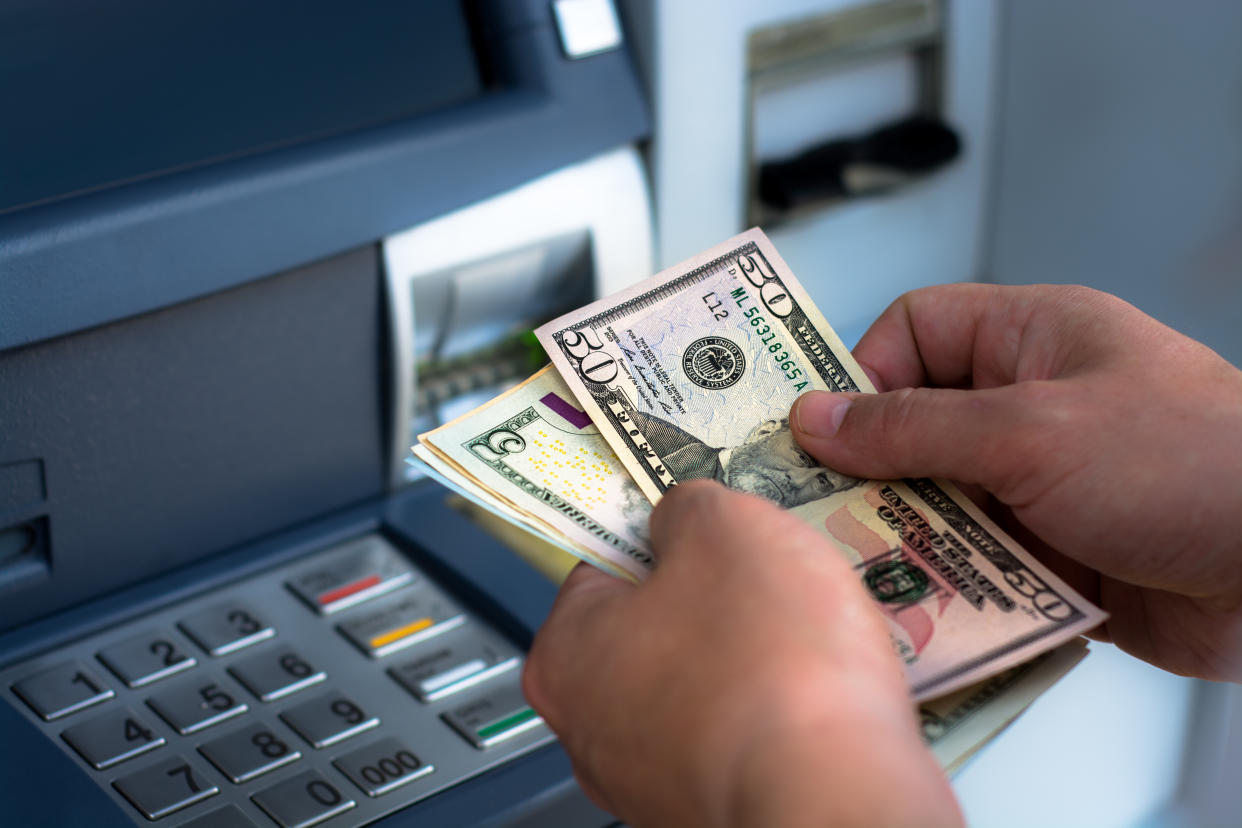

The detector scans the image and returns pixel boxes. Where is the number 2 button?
[98,630,197,688]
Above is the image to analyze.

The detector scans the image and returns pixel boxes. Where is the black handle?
[757,116,962,211]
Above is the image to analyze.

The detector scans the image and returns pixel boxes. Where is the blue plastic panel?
[0,246,386,633]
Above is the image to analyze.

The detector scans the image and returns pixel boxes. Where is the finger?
[649,480,781,568]
[524,562,629,715]
[852,283,1024,391]
[790,384,1047,499]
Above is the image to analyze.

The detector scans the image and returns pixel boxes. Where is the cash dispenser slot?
[746,0,960,226]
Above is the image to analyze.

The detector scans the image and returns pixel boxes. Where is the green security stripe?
[477,707,538,740]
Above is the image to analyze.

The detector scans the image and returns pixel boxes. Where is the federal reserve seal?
[682,336,745,390]
[864,559,931,604]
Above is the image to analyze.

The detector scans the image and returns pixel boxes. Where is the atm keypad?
[2,535,549,826]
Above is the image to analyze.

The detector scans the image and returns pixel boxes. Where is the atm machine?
[0,1,649,825]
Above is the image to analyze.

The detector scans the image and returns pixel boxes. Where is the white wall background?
[986,0,1242,368]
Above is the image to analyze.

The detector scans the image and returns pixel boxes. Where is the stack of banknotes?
[411,228,1104,773]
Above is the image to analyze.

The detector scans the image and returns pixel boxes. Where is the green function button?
[441,683,545,749]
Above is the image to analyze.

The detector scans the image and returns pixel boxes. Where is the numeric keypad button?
[112,756,218,820]
[227,648,325,702]
[333,737,433,797]
[198,721,302,783]
[61,706,166,769]
[251,770,355,828]
[98,631,197,688]
[147,677,248,735]
[11,661,114,721]
[179,603,275,657]
[279,690,378,749]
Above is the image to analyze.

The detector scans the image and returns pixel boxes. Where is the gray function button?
[179,603,275,657]
[279,689,379,749]
[198,721,302,783]
[333,737,434,798]
[442,682,545,749]
[337,589,465,658]
[147,676,248,735]
[98,630,197,688]
[389,637,520,702]
[228,647,325,702]
[252,770,355,828]
[12,661,114,721]
[62,706,166,769]
[287,536,414,615]
[179,805,260,828]
[113,756,219,820]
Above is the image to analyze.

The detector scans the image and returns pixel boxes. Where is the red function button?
[317,575,382,607]
[286,538,416,615]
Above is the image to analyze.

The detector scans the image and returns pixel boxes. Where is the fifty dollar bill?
[535,228,1107,700]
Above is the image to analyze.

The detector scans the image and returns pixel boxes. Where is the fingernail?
[794,392,851,438]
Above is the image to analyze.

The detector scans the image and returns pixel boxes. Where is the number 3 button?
[179,603,275,657]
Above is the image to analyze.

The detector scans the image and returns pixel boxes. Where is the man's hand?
[524,480,961,828]
[792,283,1242,681]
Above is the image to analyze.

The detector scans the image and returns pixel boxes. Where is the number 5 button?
[147,677,249,734]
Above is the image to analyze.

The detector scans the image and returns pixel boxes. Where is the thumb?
[790,386,1037,494]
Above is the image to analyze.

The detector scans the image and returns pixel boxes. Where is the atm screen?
[0,0,483,214]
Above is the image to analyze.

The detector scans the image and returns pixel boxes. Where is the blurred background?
[2,1,1238,826]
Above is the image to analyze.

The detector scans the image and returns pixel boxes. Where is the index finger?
[853,283,1022,392]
